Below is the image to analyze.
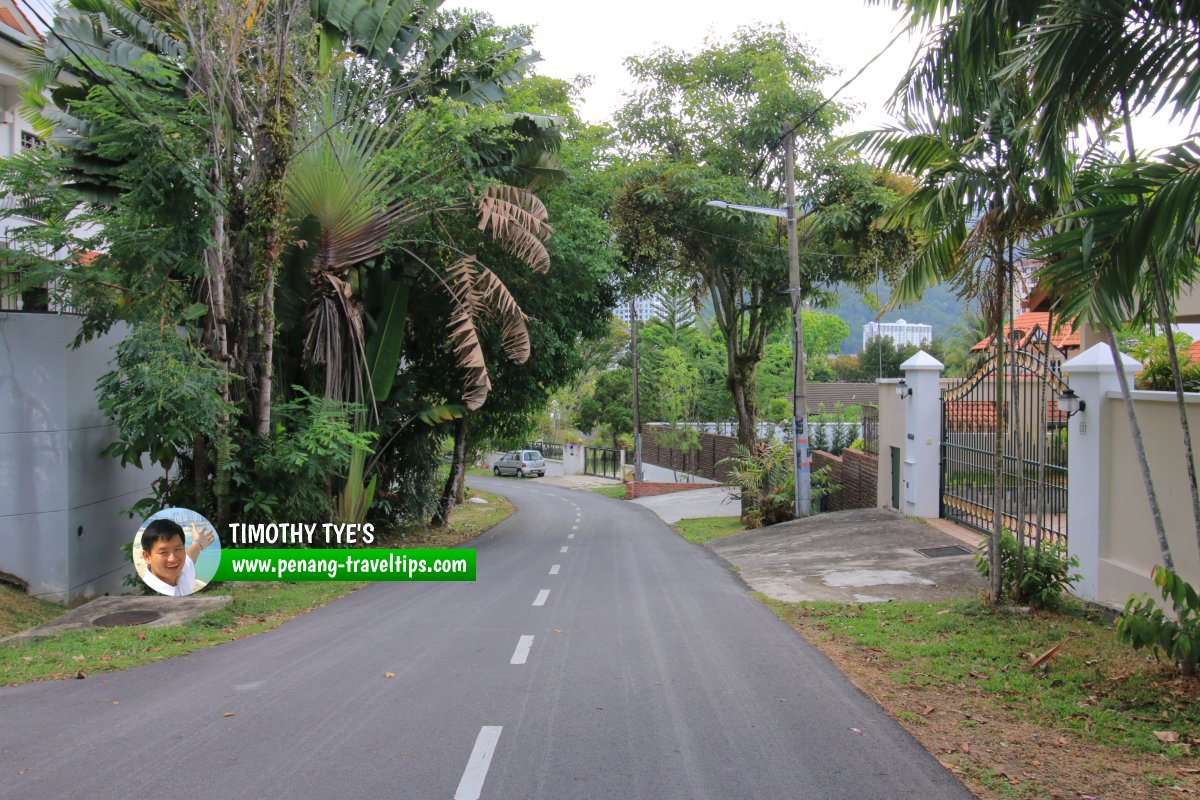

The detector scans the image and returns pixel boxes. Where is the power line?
[752,25,912,181]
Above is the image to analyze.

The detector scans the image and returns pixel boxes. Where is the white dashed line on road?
[571,525,578,530]
[533,589,550,606]
[454,726,502,800]
[560,546,569,553]
[510,635,535,665]
[549,564,560,574]
[567,533,575,539]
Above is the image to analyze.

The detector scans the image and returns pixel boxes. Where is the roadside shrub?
[719,442,840,527]
[1117,566,1200,677]
[973,530,1081,609]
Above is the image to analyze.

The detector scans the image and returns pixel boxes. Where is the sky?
[443,0,1194,150]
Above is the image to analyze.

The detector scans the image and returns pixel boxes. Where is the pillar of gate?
[900,350,944,519]
[1062,343,1140,602]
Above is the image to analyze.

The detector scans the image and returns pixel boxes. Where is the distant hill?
[822,282,976,354]
[692,281,976,354]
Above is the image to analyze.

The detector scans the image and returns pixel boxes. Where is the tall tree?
[612,25,898,455]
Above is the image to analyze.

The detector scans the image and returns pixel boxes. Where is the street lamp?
[706,124,812,517]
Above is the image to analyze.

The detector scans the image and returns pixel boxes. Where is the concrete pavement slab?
[709,508,987,603]
[630,486,740,523]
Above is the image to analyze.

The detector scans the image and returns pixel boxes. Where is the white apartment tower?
[862,318,932,349]
[614,296,661,325]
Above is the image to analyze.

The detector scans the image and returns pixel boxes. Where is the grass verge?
[0,489,515,686]
[0,584,63,639]
[672,516,746,545]
[761,595,1200,799]
[590,485,628,500]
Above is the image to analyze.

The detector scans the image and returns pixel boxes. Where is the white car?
[493,450,546,478]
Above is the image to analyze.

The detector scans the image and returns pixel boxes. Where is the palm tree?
[850,4,1059,603]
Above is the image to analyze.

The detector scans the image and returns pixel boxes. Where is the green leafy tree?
[612,25,897,457]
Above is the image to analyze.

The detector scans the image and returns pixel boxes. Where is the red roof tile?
[971,311,1080,353]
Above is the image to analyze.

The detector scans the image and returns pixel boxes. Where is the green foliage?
[96,326,235,472]
[973,531,1081,610]
[1121,328,1200,392]
[719,441,840,527]
[1117,566,1200,676]
[834,336,945,382]
[227,389,374,524]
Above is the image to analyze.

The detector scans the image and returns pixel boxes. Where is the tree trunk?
[1122,100,1200,557]
[990,249,1006,605]
[432,417,469,528]
[729,360,758,519]
[1147,256,1200,553]
[1108,330,1174,571]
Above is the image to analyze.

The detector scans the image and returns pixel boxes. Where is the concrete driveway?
[709,508,988,604]
[629,486,740,523]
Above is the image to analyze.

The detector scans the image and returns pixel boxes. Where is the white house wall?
[0,314,156,603]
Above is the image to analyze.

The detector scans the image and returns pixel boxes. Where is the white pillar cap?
[1062,342,1142,374]
[899,350,945,371]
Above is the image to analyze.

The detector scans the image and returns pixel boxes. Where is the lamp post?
[705,121,811,517]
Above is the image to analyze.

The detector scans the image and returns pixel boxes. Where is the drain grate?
[93,610,162,628]
[915,545,973,559]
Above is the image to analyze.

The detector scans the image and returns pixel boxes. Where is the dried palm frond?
[472,264,530,364]
[302,271,366,404]
[475,184,553,273]
[444,256,490,410]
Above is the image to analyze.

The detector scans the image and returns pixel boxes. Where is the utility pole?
[630,298,644,481]
[784,121,811,518]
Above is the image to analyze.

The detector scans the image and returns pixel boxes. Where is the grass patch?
[0,581,364,685]
[590,485,628,500]
[672,516,746,545]
[0,488,515,686]
[0,583,64,638]
[760,596,1200,757]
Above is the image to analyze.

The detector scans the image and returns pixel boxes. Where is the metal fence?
[861,405,879,455]
[529,440,563,460]
[583,446,622,479]
[0,228,71,313]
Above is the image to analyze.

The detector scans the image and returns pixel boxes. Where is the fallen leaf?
[17,769,27,776]
[961,742,971,753]
[384,672,395,679]
[136,631,146,640]
[851,728,865,736]
[71,655,85,662]
[969,671,990,680]
[922,706,935,716]
[553,629,563,634]
[1031,639,1069,667]
[74,670,85,680]
[596,707,604,710]
[223,712,235,718]
[111,701,119,705]
[1156,731,1180,743]
[936,609,953,615]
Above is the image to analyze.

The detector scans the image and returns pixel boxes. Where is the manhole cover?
[92,610,162,628]
[915,545,973,559]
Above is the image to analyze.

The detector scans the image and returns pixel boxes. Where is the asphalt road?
[0,477,972,800]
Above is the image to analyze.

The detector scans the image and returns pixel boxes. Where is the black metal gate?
[940,349,1069,547]
[583,446,622,479]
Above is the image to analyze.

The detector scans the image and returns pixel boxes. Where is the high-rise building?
[614,296,661,325]
[862,318,932,350]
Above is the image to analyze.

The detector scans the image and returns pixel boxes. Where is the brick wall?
[625,481,716,499]
[640,424,740,482]
[813,447,878,511]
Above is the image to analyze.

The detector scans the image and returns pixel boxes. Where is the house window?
[20,131,43,150]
